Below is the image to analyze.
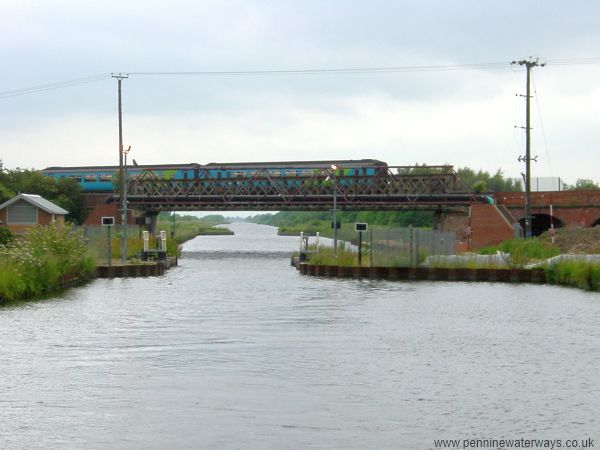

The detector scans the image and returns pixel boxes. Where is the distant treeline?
[250,210,434,229]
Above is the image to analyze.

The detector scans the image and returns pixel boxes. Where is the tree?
[0,169,84,223]
[457,167,521,192]
[566,178,600,190]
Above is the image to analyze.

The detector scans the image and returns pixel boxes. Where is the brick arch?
[518,213,565,237]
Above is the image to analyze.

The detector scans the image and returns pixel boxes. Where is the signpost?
[355,223,368,266]
[102,216,115,267]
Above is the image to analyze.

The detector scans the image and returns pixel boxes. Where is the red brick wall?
[496,190,600,227]
[468,204,515,250]
[84,204,136,226]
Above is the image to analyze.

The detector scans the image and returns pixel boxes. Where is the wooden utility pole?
[512,58,544,238]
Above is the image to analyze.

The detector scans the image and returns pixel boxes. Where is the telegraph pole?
[512,58,544,239]
[112,73,129,263]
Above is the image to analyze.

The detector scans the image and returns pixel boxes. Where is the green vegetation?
[251,210,433,236]
[564,178,600,190]
[0,227,12,246]
[456,167,522,193]
[157,213,233,242]
[479,238,560,266]
[0,224,95,303]
[306,245,370,267]
[546,261,600,291]
[0,167,84,223]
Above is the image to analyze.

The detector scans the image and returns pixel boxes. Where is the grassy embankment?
[478,236,600,292]
[88,214,233,262]
[302,231,600,292]
[0,224,96,303]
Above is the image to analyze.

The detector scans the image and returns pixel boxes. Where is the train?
[41,159,388,192]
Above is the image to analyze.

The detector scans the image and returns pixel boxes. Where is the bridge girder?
[108,165,482,211]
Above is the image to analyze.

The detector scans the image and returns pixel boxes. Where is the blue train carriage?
[202,159,387,188]
[41,165,120,192]
[41,164,199,192]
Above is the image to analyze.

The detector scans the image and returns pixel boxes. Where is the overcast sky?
[1,0,599,186]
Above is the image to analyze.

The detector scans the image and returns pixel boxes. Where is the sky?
[1,0,600,188]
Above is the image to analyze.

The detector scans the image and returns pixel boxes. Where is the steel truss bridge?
[114,165,482,211]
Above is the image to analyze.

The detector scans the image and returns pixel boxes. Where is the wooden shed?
[0,193,68,234]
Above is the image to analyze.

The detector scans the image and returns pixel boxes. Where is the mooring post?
[369,228,373,268]
[358,230,363,266]
[107,225,112,267]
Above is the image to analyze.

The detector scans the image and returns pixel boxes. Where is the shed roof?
[0,193,69,215]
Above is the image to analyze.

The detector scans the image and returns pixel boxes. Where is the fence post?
[415,229,420,267]
[409,225,414,267]
[369,228,373,268]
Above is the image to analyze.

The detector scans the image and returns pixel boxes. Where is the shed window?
[7,205,37,224]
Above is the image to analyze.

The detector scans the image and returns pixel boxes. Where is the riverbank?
[295,259,600,292]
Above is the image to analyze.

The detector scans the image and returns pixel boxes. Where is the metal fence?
[368,227,455,267]
[80,225,151,261]
[310,226,456,267]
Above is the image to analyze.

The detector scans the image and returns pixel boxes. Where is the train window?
[217,172,222,179]
[235,171,244,178]
[84,175,97,182]
[285,170,296,177]
[99,174,112,182]
[70,176,83,182]
[354,169,360,176]
[183,173,189,179]
[271,170,281,177]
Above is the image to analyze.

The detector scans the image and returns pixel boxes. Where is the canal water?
[1,222,599,449]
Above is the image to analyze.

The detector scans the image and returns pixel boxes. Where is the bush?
[0,227,12,246]
[0,224,95,302]
[480,238,559,266]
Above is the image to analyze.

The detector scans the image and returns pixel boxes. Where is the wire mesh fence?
[308,226,456,267]
[369,227,455,267]
[80,225,167,262]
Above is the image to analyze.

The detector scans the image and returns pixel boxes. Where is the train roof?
[41,159,388,172]
[41,159,387,173]
[41,163,198,172]
[202,159,388,168]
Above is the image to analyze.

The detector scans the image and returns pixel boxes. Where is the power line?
[0,73,111,99]
[129,62,511,76]
[2,57,600,99]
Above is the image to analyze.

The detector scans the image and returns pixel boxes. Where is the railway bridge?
[83,164,483,223]
[78,163,600,251]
